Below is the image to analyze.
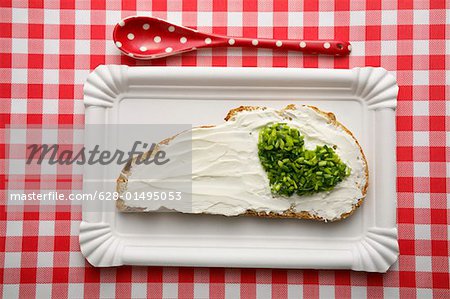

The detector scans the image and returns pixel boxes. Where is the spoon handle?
[226,38,351,56]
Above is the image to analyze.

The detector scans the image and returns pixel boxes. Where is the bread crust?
[116,105,369,222]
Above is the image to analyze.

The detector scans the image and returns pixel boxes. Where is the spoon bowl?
[113,16,351,59]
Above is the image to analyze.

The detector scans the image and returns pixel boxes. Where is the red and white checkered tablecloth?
[1,0,449,298]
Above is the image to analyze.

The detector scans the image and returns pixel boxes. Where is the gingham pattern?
[1,0,449,298]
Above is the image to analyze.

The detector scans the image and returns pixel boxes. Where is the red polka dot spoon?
[113,16,352,59]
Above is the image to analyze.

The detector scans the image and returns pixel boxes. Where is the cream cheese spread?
[123,106,367,221]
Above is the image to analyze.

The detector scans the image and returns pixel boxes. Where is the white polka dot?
[180,37,187,44]
[348,44,352,51]
[168,26,175,32]
[143,23,150,30]
[118,21,125,27]
[323,42,331,49]
[115,41,122,48]
[228,39,235,45]
[299,41,306,48]
[127,33,135,40]
[165,47,173,53]
[192,47,197,50]
[276,40,282,47]
[154,36,161,43]
[140,46,147,52]
[128,53,134,57]
[252,39,258,46]
[205,38,212,44]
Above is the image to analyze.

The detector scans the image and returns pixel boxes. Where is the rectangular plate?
[81,66,399,272]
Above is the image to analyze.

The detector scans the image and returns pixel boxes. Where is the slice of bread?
[116,104,369,222]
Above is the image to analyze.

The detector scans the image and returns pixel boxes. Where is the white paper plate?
[81,66,398,272]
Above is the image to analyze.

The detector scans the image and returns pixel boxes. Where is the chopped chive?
[258,123,350,197]
[318,161,327,166]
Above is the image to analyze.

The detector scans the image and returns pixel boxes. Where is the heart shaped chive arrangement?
[258,123,350,196]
